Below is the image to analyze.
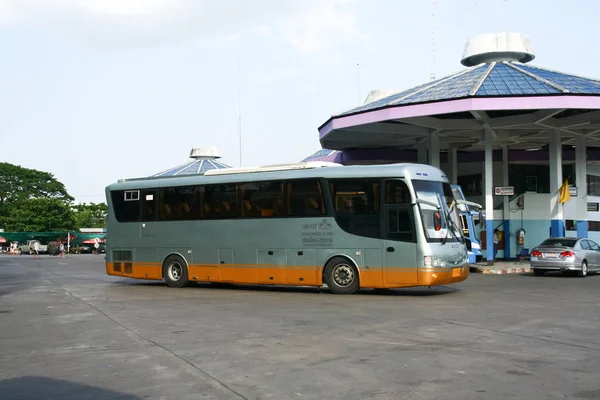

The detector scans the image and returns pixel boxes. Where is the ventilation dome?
[461,32,535,67]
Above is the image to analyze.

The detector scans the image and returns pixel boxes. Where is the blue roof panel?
[345,66,486,114]
[476,63,561,96]
[336,61,600,117]
[301,149,339,162]
[396,66,487,104]
[153,158,231,177]
[517,65,600,94]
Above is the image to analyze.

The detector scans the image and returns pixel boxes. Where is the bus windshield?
[451,186,468,212]
[412,180,460,243]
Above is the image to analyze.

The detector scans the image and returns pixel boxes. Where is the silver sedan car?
[530,237,600,277]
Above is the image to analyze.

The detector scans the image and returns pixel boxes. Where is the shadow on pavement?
[0,376,141,400]
[520,271,599,278]
[119,280,460,296]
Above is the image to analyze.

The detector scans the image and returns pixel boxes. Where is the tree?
[72,203,108,229]
[0,162,74,230]
[0,162,73,207]
[2,198,76,232]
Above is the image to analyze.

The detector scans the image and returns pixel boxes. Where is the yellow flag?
[559,180,571,204]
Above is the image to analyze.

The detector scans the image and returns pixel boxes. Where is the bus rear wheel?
[163,255,190,288]
[324,257,359,295]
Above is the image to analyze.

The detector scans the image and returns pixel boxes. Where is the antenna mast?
[237,58,242,167]
[356,63,361,103]
[430,0,436,81]
[504,0,507,32]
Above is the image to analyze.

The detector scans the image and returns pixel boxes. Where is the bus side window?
[203,184,239,219]
[142,190,157,221]
[385,181,411,204]
[287,180,325,217]
[111,190,140,222]
[159,186,199,221]
[240,181,285,218]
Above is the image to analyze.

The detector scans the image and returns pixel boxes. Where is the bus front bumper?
[418,266,469,286]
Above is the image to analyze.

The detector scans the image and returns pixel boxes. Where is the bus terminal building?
[305,33,600,263]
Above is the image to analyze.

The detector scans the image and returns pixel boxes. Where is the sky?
[2,0,600,204]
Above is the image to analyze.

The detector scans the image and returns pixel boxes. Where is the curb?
[470,265,531,274]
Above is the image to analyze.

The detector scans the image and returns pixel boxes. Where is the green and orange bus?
[104,162,469,294]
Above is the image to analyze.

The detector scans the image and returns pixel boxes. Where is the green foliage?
[0,162,75,230]
[0,162,108,232]
[2,198,77,232]
[72,203,108,229]
[0,162,73,207]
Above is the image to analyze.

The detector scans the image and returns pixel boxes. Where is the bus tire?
[323,257,360,295]
[162,255,190,288]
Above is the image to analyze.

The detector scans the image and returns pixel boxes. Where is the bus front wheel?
[324,257,359,295]
[163,255,190,288]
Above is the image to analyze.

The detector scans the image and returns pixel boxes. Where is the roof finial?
[189,146,221,159]
[461,32,535,67]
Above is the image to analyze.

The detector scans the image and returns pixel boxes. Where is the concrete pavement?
[1,255,599,399]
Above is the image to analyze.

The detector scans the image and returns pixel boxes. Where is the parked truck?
[17,240,48,255]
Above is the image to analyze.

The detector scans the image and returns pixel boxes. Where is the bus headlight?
[471,242,480,250]
[423,256,447,267]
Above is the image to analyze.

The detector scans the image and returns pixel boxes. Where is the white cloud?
[253,24,272,37]
[0,0,366,55]
[279,0,361,54]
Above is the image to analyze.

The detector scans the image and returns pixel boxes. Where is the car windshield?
[412,180,461,243]
[540,238,577,248]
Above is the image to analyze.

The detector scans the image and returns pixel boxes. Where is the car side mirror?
[434,212,442,231]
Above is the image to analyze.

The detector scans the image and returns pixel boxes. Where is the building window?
[565,220,576,231]
[588,175,600,196]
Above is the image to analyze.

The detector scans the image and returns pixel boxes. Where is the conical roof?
[152,147,231,177]
[337,61,600,117]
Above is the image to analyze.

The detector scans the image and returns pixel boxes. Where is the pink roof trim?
[319,95,600,138]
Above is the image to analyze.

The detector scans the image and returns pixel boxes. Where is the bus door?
[141,189,158,237]
[382,180,418,285]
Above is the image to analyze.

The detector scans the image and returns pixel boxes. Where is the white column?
[448,145,458,184]
[484,127,495,264]
[428,132,440,168]
[576,135,588,238]
[549,129,563,237]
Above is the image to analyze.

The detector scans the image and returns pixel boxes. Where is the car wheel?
[323,257,360,294]
[162,255,190,288]
[533,269,545,276]
[577,261,588,278]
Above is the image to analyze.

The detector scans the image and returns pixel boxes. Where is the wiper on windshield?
[416,199,460,245]
[443,208,463,245]
[441,200,464,245]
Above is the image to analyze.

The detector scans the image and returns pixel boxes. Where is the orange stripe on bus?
[106,262,469,289]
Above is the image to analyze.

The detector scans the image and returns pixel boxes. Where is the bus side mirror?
[434,212,442,231]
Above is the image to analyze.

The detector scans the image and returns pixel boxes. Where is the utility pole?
[236,58,242,167]
[356,63,361,103]
[504,0,507,32]
[430,0,436,81]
